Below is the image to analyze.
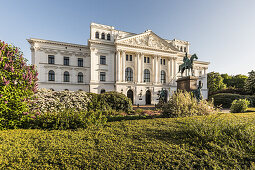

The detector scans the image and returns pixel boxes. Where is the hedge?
[209,93,255,108]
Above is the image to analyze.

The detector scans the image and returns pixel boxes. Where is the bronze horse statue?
[178,53,198,76]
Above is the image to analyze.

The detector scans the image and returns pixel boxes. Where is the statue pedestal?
[176,76,198,92]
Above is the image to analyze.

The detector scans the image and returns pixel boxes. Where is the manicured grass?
[0,112,255,169]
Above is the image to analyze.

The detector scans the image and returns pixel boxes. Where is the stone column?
[152,56,155,83]
[154,56,158,83]
[122,51,126,82]
[136,53,140,83]
[140,53,144,83]
[116,50,121,82]
[167,58,171,83]
[158,56,161,84]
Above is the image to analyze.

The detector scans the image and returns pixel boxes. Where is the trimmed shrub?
[28,109,106,130]
[87,91,133,112]
[0,41,38,129]
[210,93,255,108]
[162,91,217,117]
[230,99,250,113]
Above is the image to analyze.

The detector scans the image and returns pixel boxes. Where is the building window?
[100,56,106,65]
[125,67,133,82]
[163,59,166,65]
[126,54,129,61]
[78,72,83,83]
[64,57,69,66]
[160,59,162,65]
[48,55,55,64]
[180,46,183,52]
[101,33,105,39]
[64,71,70,82]
[130,55,132,61]
[107,34,110,40]
[144,57,146,63]
[78,58,83,67]
[184,47,186,52]
[100,72,106,81]
[95,32,99,39]
[48,70,55,81]
[101,89,106,94]
[161,70,166,83]
[144,69,150,82]
[147,57,150,63]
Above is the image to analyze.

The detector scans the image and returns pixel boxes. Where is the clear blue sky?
[1,0,255,75]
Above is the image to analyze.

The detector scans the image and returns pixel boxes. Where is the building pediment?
[116,31,178,52]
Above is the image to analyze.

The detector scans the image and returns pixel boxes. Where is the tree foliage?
[0,41,38,129]
[221,73,247,89]
[244,70,255,94]
[207,72,226,94]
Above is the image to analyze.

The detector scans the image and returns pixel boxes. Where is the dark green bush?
[29,110,107,130]
[210,93,255,108]
[0,41,38,129]
[87,91,132,112]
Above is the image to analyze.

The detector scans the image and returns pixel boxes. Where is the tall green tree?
[207,72,226,94]
[244,70,255,94]
[221,73,247,89]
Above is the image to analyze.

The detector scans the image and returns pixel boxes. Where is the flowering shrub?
[0,41,38,129]
[30,88,90,113]
[230,99,250,113]
[162,91,218,117]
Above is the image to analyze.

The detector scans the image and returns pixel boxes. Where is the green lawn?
[1,112,255,169]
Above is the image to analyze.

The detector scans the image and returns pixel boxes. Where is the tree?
[207,72,226,94]
[0,41,38,129]
[244,70,255,94]
[221,73,247,89]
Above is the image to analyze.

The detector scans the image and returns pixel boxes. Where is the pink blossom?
[4,101,8,104]
[10,65,14,72]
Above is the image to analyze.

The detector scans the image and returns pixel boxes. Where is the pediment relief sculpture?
[116,32,177,52]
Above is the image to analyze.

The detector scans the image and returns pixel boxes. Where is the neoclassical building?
[28,23,209,105]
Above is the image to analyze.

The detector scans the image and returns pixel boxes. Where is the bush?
[30,89,90,114]
[162,91,217,117]
[210,93,255,108]
[28,109,107,130]
[87,91,132,112]
[0,41,38,129]
[230,99,250,113]
[101,91,133,112]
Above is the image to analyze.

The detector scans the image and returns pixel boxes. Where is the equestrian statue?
[178,53,198,77]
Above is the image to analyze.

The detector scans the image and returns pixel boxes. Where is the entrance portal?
[127,89,134,104]
[145,90,151,105]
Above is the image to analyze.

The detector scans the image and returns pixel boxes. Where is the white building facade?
[28,23,209,105]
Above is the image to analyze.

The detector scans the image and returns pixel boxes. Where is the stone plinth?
[176,76,198,92]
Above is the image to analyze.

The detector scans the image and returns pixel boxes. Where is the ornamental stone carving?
[116,32,177,52]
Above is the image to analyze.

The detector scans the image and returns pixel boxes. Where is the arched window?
[95,32,99,39]
[184,47,186,52]
[125,67,133,82]
[78,72,83,83]
[180,46,183,52]
[101,89,106,94]
[161,70,166,84]
[144,69,150,82]
[107,33,111,40]
[64,71,70,82]
[101,33,105,39]
[48,70,55,81]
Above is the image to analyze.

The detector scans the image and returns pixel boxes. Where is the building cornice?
[27,38,88,49]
